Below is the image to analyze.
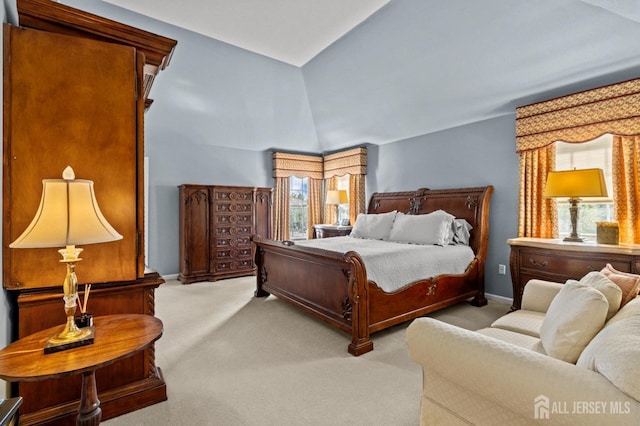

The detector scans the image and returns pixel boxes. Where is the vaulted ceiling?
[100,0,640,152]
[103,0,390,67]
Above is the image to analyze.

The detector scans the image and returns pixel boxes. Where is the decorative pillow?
[388,210,454,245]
[576,297,640,401]
[540,280,608,363]
[451,218,473,245]
[600,264,640,307]
[350,211,397,240]
[577,272,623,320]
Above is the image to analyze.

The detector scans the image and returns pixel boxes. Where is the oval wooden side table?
[0,314,163,426]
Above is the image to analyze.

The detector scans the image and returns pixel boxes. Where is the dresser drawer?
[212,188,253,202]
[215,225,253,236]
[215,236,252,248]
[216,247,252,260]
[520,248,631,278]
[215,259,253,272]
[215,213,253,226]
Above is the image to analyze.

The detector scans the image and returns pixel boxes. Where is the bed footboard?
[254,237,374,355]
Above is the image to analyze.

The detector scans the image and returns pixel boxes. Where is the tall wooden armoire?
[2,1,177,424]
[178,185,273,284]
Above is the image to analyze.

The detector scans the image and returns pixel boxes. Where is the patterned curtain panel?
[349,174,366,225]
[324,177,338,225]
[612,135,640,244]
[516,78,640,152]
[272,177,290,241]
[307,178,323,239]
[517,145,557,238]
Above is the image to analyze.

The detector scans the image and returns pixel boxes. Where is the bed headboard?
[367,186,494,258]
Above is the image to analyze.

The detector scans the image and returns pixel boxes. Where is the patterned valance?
[516,78,640,153]
[273,152,323,179]
[323,147,367,178]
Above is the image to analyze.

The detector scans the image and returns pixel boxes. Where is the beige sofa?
[407,271,640,425]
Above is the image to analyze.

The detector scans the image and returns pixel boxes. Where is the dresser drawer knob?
[529,258,548,268]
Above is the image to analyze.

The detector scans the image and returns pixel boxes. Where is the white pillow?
[350,211,397,240]
[577,272,623,320]
[388,210,454,245]
[540,280,609,363]
[576,297,640,401]
[451,218,473,245]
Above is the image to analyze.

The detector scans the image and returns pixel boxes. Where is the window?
[289,176,308,239]
[336,175,350,223]
[555,134,613,240]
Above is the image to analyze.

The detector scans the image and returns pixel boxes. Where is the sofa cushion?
[577,272,623,320]
[540,280,608,363]
[576,297,640,401]
[600,264,640,307]
[490,310,545,338]
[476,327,546,354]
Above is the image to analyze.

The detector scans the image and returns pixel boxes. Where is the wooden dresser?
[508,237,640,311]
[178,185,272,284]
[3,1,176,424]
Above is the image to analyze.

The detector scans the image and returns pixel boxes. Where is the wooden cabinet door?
[179,185,212,279]
[3,24,142,289]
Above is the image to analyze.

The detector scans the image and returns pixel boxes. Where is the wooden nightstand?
[508,237,640,311]
[313,224,352,239]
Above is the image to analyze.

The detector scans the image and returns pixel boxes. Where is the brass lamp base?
[45,325,94,354]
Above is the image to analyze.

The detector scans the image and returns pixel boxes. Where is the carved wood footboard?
[253,186,493,356]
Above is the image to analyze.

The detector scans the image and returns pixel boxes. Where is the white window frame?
[555,134,613,240]
[288,176,308,240]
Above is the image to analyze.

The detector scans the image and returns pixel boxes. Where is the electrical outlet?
[498,264,506,275]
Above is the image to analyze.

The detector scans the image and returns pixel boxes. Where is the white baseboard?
[162,273,179,281]
[486,292,513,305]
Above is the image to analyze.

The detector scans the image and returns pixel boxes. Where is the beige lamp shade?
[326,189,349,205]
[10,167,123,248]
[543,168,608,199]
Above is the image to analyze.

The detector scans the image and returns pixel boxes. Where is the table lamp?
[326,190,348,225]
[543,168,608,242]
[10,166,122,353]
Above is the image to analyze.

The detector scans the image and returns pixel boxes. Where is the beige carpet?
[104,277,509,426]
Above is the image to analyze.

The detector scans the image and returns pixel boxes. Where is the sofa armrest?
[521,279,563,313]
[406,318,639,424]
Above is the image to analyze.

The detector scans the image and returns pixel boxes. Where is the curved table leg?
[77,370,102,426]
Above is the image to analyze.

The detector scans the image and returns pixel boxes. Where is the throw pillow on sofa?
[540,280,609,363]
[577,271,623,320]
[577,297,640,401]
[600,263,640,307]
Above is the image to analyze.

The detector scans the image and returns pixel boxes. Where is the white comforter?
[295,236,475,293]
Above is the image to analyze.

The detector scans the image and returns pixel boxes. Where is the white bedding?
[295,236,475,293]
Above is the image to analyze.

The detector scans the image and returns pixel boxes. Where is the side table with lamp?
[1,167,164,425]
[508,167,640,310]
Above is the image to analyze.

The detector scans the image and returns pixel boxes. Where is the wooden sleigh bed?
[253,186,493,356]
